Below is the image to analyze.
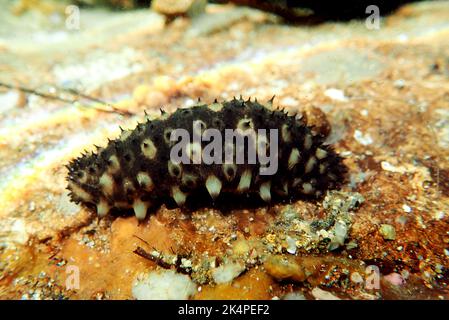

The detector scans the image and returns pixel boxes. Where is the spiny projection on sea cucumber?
[66,97,347,220]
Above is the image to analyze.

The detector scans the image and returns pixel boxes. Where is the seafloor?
[0,1,448,299]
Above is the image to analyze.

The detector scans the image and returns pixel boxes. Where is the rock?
[132,269,197,300]
[152,0,206,18]
[311,287,341,300]
[379,224,396,240]
[384,272,405,286]
[211,262,246,284]
[263,255,307,283]
[328,220,348,251]
[285,236,297,254]
[282,291,306,300]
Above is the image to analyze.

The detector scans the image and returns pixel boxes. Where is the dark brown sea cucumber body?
[66,98,346,220]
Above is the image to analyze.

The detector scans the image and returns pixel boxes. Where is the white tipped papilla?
[259,181,272,202]
[97,199,110,217]
[171,186,187,206]
[99,173,114,196]
[281,124,292,142]
[319,163,327,174]
[305,156,317,174]
[237,169,252,192]
[77,170,88,184]
[133,198,150,220]
[205,175,222,200]
[163,128,174,144]
[304,134,313,150]
[137,172,154,191]
[237,117,254,131]
[168,161,183,178]
[68,181,92,202]
[288,148,300,170]
[315,148,328,159]
[208,102,223,112]
[108,155,120,173]
[141,138,157,160]
[119,130,132,141]
[302,182,314,194]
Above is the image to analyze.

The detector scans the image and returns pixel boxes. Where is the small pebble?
[354,129,373,146]
[379,224,396,240]
[350,272,364,284]
[393,79,406,89]
[324,88,348,102]
[402,204,412,213]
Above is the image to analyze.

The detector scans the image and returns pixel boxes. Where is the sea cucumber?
[66,97,346,220]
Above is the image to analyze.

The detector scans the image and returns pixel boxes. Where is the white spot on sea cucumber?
[168,161,182,178]
[288,148,300,170]
[305,156,316,174]
[141,138,157,160]
[137,172,154,191]
[237,117,254,131]
[237,169,251,192]
[319,163,327,174]
[281,124,292,142]
[119,130,132,141]
[259,181,271,202]
[97,199,110,217]
[315,148,327,159]
[99,173,114,196]
[208,102,223,112]
[133,199,149,220]
[68,181,92,202]
[163,128,174,144]
[108,155,120,173]
[304,134,313,150]
[302,182,314,194]
[171,186,187,206]
[206,175,222,200]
